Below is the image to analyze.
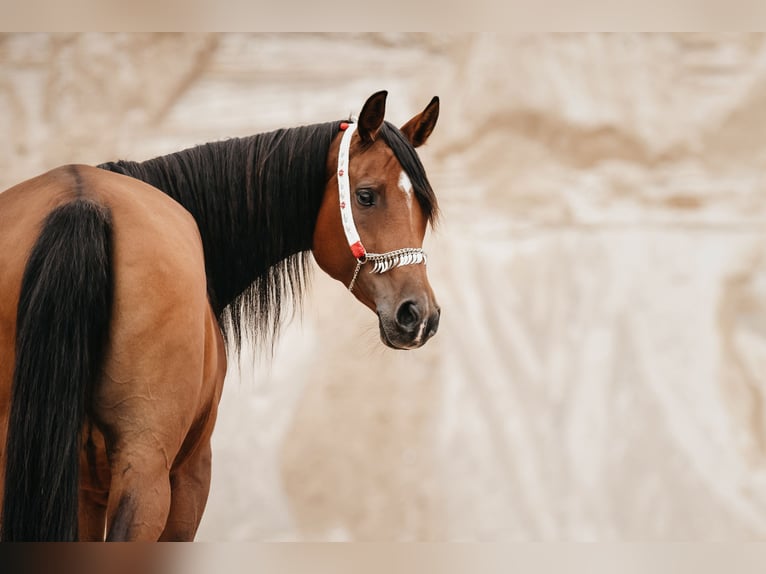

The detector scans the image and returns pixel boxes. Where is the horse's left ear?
[400,96,439,148]
[358,90,388,144]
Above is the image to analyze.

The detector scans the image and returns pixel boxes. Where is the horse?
[0,90,441,541]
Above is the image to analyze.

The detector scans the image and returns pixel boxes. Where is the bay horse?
[0,91,441,541]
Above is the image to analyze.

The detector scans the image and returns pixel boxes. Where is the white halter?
[336,122,428,292]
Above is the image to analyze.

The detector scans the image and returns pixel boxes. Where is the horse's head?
[313,91,441,350]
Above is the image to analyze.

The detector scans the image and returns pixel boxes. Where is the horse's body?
[0,165,226,541]
[0,92,440,541]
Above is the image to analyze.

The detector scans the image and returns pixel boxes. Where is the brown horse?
[0,91,440,541]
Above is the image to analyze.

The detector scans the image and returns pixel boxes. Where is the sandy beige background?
[2,33,766,540]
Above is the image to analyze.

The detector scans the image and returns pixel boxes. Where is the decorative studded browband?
[337,121,427,292]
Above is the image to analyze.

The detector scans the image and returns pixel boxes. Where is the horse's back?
[0,164,206,301]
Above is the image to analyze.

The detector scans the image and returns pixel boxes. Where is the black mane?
[98,119,438,352]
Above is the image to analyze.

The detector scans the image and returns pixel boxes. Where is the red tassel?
[340,122,349,131]
[350,242,366,259]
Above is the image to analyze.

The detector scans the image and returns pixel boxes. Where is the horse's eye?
[356,189,375,207]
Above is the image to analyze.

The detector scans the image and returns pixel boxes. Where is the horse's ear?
[358,90,387,144]
[400,96,439,148]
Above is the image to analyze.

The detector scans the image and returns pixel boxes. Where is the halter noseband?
[337,121,428,292]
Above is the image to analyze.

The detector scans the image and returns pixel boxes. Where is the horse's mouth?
[378,320,415,350]
[377,312,439,350]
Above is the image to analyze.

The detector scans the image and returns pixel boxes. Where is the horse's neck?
[99,123,337,314]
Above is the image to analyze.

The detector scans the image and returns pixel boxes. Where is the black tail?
[1,199,113,541]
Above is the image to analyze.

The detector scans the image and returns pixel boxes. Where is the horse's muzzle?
[378,301,440,350]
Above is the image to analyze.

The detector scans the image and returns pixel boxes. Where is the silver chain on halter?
[348,247,427,292]
[336,121,428,293]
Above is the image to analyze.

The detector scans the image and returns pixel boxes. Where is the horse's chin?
[377,317,425,350]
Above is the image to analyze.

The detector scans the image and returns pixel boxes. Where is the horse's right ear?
[400,96,439,148]
[357,91,387,144]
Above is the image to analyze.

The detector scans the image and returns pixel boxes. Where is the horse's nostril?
[396,300,421,331]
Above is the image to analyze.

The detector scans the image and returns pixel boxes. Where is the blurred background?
[2,33,766,540]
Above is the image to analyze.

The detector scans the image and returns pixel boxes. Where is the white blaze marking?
[414,318,427,345]
[398,170,413,211]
